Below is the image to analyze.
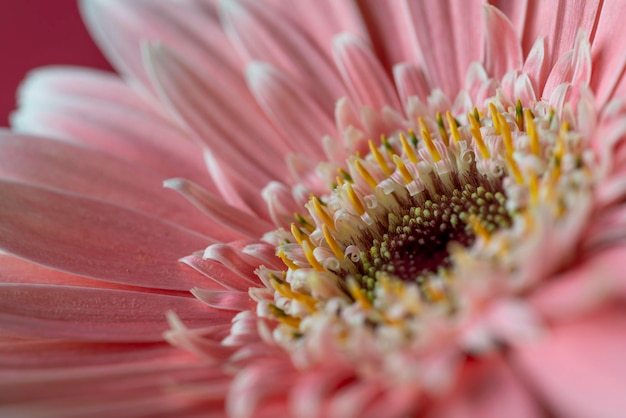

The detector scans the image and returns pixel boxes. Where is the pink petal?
[191,288,254,312]
[590,2,626,104]
[483,5,524,79]
[16,66,156,114]
[530,246,626,321]
[356,0,417,70]
[179,254,256,292]
[81,0,246,98]
[488,0,528,41]
[405,0,484,98]
[332,33,402,112]
[0,180,212,291]
[0,133,232,239]
[12,90,216,195]
[219,0,346,110]
[521,37,548,94]
[246,62,334,159]
[0,284,233,342]
[513,305,626,418]
[429,356,541,418]
[393,63,432,107]
[164,178,273,239]
[144,44,288,182]
[520,0,602,74]
[0,339,185,369]
[264,0,367,62]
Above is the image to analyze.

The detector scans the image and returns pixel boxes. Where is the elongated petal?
[333,34,402,112]
[219,0,346,110]
[429,356,541,418]
[144,44,288,182]
[483,5,523,79]
[0,284,233,342]
[0,180,212,290]
[0,132,232,238]
[404,0,484,98]
[12,92,215,194]
[246,62,333,159]
[513,305,626,418]
[164,178,273,239]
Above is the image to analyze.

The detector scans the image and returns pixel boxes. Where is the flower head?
[3,1,626,417]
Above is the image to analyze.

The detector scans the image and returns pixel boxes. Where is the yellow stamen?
[467,215,490,242]
[381,135,396,161]
[346,183,366,216]
[524,109,540,156]
[338,168,352,182]
[392,154,413,183]
[268,304,301,328]
[290,223,306,245]
[301,240,324,272]
[497,113,514,156]
[295,213,315,233]
[278,250,300,270]
[312,197,335,231]
[322,224,344,259]
[270,276,318,311]
[505,154,524,185]
[399,132,419,163]
[515,99,523,130]
[468,113,490,159]
[355,159,378,190]
[489,103,501,134]
[369,139,393,175]
[436,112,449,146]
[418,117,442,161]
[347,278,371,309]
[528,170,539,205]
[335,175,344,187]
[446,111,461,143]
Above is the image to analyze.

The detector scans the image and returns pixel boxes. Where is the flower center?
[258,98,593,363]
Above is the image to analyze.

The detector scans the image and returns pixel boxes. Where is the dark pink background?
[0,2,112,126]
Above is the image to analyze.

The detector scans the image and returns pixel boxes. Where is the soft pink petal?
[428,356,541,418]
[483,5,524,79]
[488,0,528,41]
[191,288,254,312]
[521,37,548,94]
[0,339,186,369]
[530,246,626,320]
[0,132,232,239]
[164,178,273,240]
[0,180,212,291]
[513,305,626,418]
[16,66,157,115]
[264,0,367,60]
[355,0,416,70]
[246,62,333,159]
[81,0,246,99]
[180,254,255,292]
[0,359,228,418]
[144,44,287,181]
[520,0,602,75]
[332,33,402,112]
[590,2,626,104]
[12,92,215,194]
[404,0,484,98]
[219,0,346,110]
[203,244,264,286]
[0,284,233,342]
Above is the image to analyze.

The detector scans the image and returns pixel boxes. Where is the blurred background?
[0,2,112,126]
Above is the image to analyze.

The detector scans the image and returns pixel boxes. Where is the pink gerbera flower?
[2,0,626,417]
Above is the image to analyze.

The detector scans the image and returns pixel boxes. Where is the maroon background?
[0,2,112,126]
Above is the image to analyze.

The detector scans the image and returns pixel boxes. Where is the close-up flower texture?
[2,0,626,417]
